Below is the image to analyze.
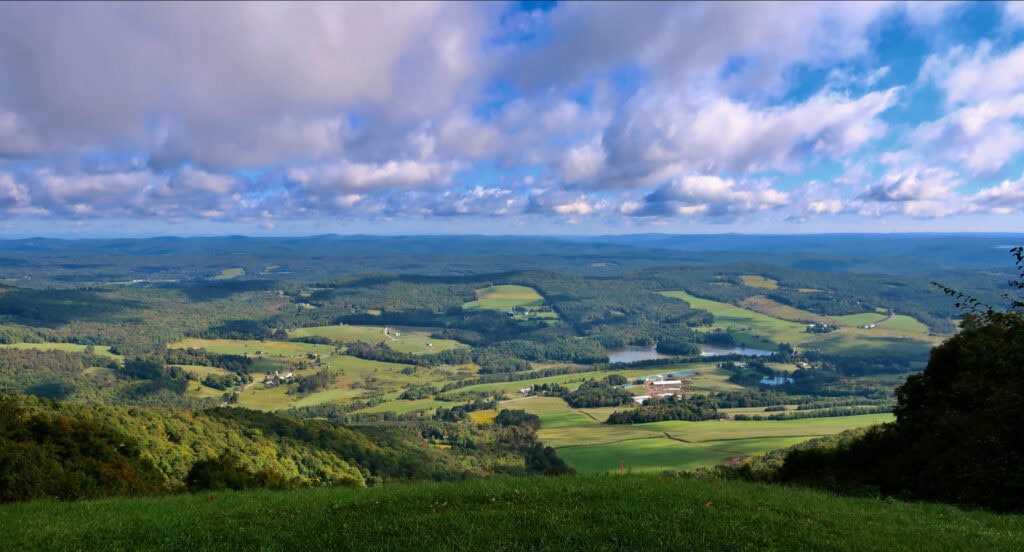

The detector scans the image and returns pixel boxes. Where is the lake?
[606,346,675,363]
[700,345,776,357]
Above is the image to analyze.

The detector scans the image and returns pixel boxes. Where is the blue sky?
[1,1,1024,237]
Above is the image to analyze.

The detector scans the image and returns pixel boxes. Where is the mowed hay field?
[739,275,779,289]
[659,290,938,355]
[0,342,123,362]
[519,383,894,474]
[289,324,469,355]
[463,284,545,311]
[550,413,893,473]
[660,290,809,347]
[169,337,465,412]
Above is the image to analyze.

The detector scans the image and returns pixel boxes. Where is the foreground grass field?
[1,475,1021,551]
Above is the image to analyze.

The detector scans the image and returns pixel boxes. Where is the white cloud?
[429,186,520,217]
[0,3,496,166]
[152,166,237,197]
[602,87,900,183]
[288,159,460,193]
[856,166,962,218]
[1004,2,1024,29]
[902,1,964,27]
[860,167,959,202]
[0,110,43,157]
[636,175,789,218]
[969,173,1024,214]
[561,137,606,184]
[921,41,1024,106]
[512,2,894,95]
[0,173,30,209]
[915,43,1024,173]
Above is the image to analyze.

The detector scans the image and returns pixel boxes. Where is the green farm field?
[660,290,937,354]
[169,338,322,356]
[833,313,889,326]
[546,413,893,474]
[463,284,546,311]
[661,290,809,347]
[739,275,779,289]
[289,324,468,355]
[0,342,122,361]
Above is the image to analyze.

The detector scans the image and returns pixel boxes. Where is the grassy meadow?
[289,324,469,354]
[0,342,122,361]
[513,383,893,474]
[3,475,1020,551]
[463,284,546,311]
[659,290,938,354]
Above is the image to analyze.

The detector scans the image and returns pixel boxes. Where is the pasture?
[213,267,245,280]
[289,324,468,355]
[739,275,779,289]
[739,295,829,324]
[660,290,809,347]
[547,413,894,474]
[463,284,546,311]
[0,342,122,361]
[833,313,889,326]
[660,290,936,356]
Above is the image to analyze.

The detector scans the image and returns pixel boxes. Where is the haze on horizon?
[1,1,1024,238]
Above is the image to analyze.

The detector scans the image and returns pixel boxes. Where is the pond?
[605,346,675,364]
[699,345,776,357]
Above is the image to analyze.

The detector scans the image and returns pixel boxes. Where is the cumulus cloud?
[288,160,460,194]
[634,175,789,218]
[921,41,1024,106]
[423,186,521,217]
[915,42,1024,173]
[969,174,1024,214]
[601,86,900,184]
[561,137,607,184]
[1007,2,1024,28]
[0,173,30,209]
[526,189,611,218]
[510,2,893,94]
[0,2,496,167]
[856,166,962,217]
[0,110,44,157]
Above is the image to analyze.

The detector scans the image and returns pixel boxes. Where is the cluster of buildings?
[632,371,696,404]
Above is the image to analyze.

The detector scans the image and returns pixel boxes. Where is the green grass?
[463,284,546,311]
[660,291,937,355]
[543,413,893,474]
[559,438,731,473]
[213,267,245,280]
[3,476,1020,551]
[175,365,235,378]
[878,315,931,333]
[833,313,889,326]
[539,411,597,429]
[170,338,322,356]
[660,290,810,347]
[739,275,779,289]
[289,325,468,355]
[0,342,122,361]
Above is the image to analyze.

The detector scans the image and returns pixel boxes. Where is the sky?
[1,1,1024,238]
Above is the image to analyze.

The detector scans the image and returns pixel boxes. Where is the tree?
[776,247,1024,510]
